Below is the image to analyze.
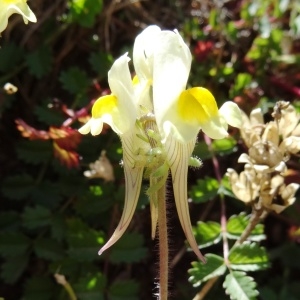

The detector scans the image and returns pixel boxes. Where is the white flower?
[0,0,36,34]
[79,25,242,262]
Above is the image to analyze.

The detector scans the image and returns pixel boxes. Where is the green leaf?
[193,141,211,160]
[109,232,147,264]
[189,254,226,287]
[212,137,237,155]
[223,271,259,300]
[1,254,29,284]
[22,205,52,229]
[74,188,113,217]
[34,101,65,126]
[51,215,67,242]
[230,73,252,98]
[229,243,269,271]
[227,213,265,241]
[74,273,106,300]
[16,140,52,165]
[108,280,139,300]
[193,221,221,248]
[0,232,30,257]
[24,277,58,300]
[26,46,53,78]
[89,52,113,78]
[190,177,219,203]
[0,43,23,72]
[68,0,103,27]
[34,238,65,261]
[1,174,35,200]
[67,218,104,262]
[59,66,89,94]
[31,181,63,209]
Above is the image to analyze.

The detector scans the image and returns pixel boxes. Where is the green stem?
[54,274,77,300]
[157,183,168,300]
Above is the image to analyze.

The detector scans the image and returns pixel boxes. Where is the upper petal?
[79,53,137,136]
[133,25,161,81]
[152,29,192,141]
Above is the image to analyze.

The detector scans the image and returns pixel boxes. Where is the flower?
[0,0,36,34]
[79,25,242,262]
[227,102,300,214]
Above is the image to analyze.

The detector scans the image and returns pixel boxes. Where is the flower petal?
[152,29,192,142]
[133,25,161,81]
[106,53,137,134]
[219,101,242,129]
[0,2,37,33]
[78,117,104,136]
[79,53,136,136]
[165,136,206,262]
[98,133,143,254]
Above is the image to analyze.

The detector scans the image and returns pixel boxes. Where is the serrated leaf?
[59,67,89,94]
[223,271,259,300]
[74,189,113,217]
[24,277,58,300]
[190,177,219,203]
[109,232,147,264]
[68,0,103,27]
[1,174,35,200]
[108,280,139,300]
[1,254,29,284]
[67,218,104,262]
[31,181,63,209]
[189,254,226,287]
[26,46,53,78]
[34,238,65,261]
[229,243,269,271]
[0,232,30,257]
[89,52,113,78]
[73,273,106,300]
[0,43,23,72]
[16,140,52,165]
[227,213,265,241]
[193,221,221,248]
[34,102,65,126]
[22,205,52,229]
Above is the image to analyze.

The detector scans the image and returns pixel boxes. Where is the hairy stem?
[157,183,168,300]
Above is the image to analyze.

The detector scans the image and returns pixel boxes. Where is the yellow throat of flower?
[4,0,27,3]
[92,95,118,118]
[178,87,218,124]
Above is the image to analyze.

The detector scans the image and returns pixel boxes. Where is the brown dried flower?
[227,101,299,214]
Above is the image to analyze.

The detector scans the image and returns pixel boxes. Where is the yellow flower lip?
[92,95,118,118]
[178,87,218,125]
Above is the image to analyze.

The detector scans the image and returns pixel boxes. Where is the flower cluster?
[0,0,36,34]
[227,101,299,213]
[79,25,242,261]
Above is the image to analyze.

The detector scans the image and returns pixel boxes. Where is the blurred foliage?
[0,0,300,299]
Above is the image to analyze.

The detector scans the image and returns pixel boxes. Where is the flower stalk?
[157,183,169,300]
